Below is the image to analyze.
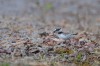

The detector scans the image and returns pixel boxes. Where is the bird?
[53,28,77,40]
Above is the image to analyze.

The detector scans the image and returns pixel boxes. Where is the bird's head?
[53,28,62,33]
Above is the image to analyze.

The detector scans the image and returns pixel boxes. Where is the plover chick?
[55,31,77,40]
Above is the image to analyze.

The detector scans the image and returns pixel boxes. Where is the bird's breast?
[58,34,68,39]
[57,34,74,39]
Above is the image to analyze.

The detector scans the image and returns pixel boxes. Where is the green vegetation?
[0,62,10,66]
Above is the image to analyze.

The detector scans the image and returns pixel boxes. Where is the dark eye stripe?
[58,32,63,34]
[53,28,61,33]
[55,28,61,31]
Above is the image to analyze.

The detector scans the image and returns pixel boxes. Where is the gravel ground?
[0,0,100,66]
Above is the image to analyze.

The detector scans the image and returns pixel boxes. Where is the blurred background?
[0,1,100,66]
[0,0,100,34]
